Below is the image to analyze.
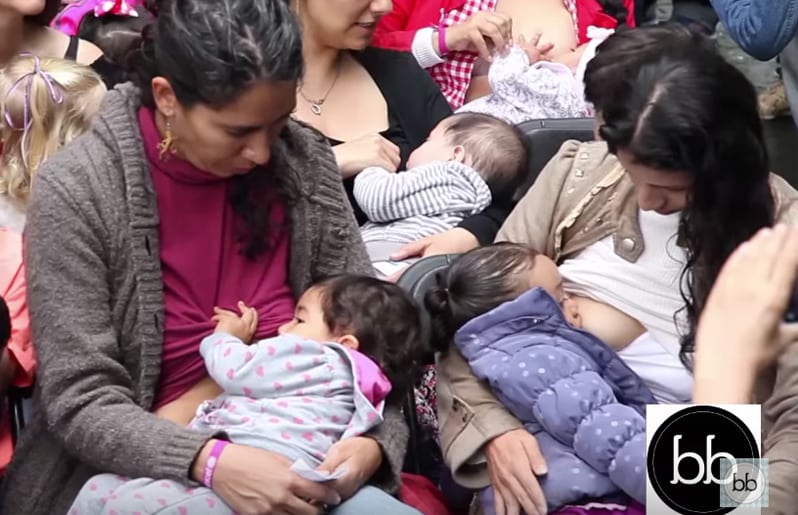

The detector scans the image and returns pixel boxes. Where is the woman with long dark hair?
[1,0,419,514]
[435,25,798,515]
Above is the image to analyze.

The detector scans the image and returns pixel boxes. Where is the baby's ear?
[337,334,360,351]
[452,145,467,164]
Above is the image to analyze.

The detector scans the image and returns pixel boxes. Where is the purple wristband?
[438,24,449,55]
[202,440,229,489]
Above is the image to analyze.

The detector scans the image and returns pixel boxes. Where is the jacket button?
[574,169,584,177]
[621,238,635,251]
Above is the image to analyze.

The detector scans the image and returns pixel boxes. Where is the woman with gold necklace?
[290,0,514,254]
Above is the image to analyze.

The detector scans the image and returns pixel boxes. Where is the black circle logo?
[647,405,759,514]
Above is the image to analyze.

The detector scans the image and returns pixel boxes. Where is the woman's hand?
[484,429,548,515]
[316,437,382,500]
[332,134,401,179]
[391,228,480,261]
[444,11,513,62]
[195,441,341,515]
[694,224,798,403]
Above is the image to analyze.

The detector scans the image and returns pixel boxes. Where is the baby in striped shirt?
[353,112,526,277]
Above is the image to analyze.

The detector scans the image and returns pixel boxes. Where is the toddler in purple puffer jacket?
[426,243,654,513]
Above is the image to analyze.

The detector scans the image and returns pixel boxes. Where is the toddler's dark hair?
[313,275,426,403]
[0,296,10,351]
[425,243,539,353]
[443,113,528,200]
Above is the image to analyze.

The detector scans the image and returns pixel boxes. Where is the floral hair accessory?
[52,0,140,36]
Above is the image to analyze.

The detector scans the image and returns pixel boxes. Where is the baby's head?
[278,275,426,402]
[1,55,106,202]
[426,243,581,351]
[406,113,527,198]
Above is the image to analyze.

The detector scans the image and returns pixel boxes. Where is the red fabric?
[373,0,494,108]
[374,0,635,108]
[574,0,636,44]
[372,0,498,108]
[372,0,634,109]
[137,108,295,410]
[399,473,456,515]
[372,0,468,51]
[0,229,34,474]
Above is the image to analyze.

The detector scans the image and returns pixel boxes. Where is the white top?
[557,209,693,403]
[0,194,26,233]
[412,27,446,69]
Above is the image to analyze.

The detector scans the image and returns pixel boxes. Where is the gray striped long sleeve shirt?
[354,161,492,245]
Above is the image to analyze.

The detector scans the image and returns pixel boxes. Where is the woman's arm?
[495,140,581,247]
[692,224,798,514]
[24,172,216,481]
[710,0,798,59]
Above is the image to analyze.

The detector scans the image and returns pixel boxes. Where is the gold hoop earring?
[157,118,176,161]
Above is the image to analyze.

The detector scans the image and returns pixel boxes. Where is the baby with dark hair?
[354,113,526,277]
[69,275,425,515]
[427,243,651,512]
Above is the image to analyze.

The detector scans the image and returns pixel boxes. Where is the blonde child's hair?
[0,54,106,202]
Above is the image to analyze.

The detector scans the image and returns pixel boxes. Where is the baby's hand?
[517,32,555,64]
[212,301,259,343]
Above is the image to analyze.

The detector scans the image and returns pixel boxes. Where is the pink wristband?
[437,24,449,55]
[202,440,229,489]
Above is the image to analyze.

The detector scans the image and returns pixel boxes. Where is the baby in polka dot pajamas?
[439,245,655,513]
[68,276,422,515]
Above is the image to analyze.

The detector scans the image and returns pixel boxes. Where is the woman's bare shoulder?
[76,38,104,66]
[39,26,104,65]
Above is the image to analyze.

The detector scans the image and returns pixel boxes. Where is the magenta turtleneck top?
[137,107,295,410]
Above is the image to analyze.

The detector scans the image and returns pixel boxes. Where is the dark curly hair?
[585,24,710,111]
[314,275,427,403]
[127,0,304,259]
[425,243,540,353]
[586,28,774,369]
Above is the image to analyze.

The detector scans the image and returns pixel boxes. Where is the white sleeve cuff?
[412,27,446,69]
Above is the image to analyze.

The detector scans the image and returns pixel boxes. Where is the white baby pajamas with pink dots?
[67,333,387,515]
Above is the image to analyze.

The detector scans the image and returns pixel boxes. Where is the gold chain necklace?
[298,62,343,116]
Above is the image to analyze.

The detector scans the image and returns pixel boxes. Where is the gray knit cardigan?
[1,84,408,515]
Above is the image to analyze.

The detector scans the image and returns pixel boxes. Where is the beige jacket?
[437,140,798,515]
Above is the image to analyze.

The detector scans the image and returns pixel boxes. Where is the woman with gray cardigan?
[0,1,419,514]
